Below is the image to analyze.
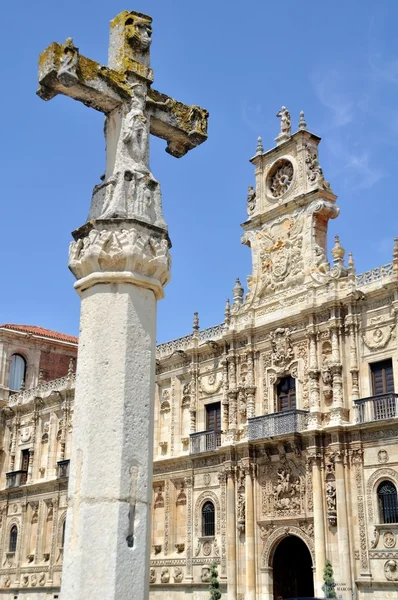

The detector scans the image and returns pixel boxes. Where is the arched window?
[8,354,26,391]
[202,501,215,537]
[61,520,66,548]
[9,526,18,553]
[378,481,398,524]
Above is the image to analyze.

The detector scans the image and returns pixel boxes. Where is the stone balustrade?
[355,262,393,287]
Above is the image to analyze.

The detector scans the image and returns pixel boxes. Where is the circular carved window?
[268,159,294,198]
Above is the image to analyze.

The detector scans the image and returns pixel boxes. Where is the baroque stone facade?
[0,113,398,599]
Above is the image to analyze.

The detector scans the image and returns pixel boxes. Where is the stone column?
[62,220,170,600]
[335,451,352,599]
[184,475,194,582]
[330,321,344,424]
[310,454,326,596]
[346,309,360,403]
[221,356,230,433]
[245,463,256,600]
[226,466,237,600]
[307,325,321,428]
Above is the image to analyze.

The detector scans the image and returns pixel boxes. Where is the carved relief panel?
[260,459,307,518]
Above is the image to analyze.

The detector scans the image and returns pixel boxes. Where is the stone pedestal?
[61,220,170,600]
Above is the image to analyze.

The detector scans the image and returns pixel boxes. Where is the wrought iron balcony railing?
[6,470,28,489]
[190,430,222,454]
[57,459,70,478]
[355,393,398,424]
[248,409,309,441]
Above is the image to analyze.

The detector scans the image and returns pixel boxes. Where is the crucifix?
[38,11,208,600]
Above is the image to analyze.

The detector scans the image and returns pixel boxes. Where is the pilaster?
[308,452,326,596]
[226,465,237,600]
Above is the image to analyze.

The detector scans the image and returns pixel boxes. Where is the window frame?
[276,376,297,412]
[370,359,394,396]
[377,480,398,525]
[8,354,26,392]
[201,500,215,537]
[9,525,18,553]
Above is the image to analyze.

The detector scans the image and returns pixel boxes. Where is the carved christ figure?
[119,83,149,173]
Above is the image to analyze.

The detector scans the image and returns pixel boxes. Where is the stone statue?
[247,185,256,214]
[276,106,291,137]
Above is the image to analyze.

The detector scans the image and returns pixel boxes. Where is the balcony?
[6,470,27,489]
[190,430,221,454]
[57,459,70,478]
[355,393,398,424]
[248,409,309,441]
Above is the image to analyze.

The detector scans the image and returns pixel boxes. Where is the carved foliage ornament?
[69,224,171,288]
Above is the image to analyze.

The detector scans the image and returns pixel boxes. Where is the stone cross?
[38,11,208,600]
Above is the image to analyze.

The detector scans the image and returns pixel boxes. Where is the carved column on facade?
[0,501,8,569]
[164,478,170,555]
[59,394,68,462]
[47,495,60,584]
[189,362,198,434]
[307,322,321,427]
[15,501,27,585]
[221,356,229,432]
[244,461,256,600]
[184,475,194,582]
[28,403,40,483]
[245,349,256,420]
[226,465,237,600]
[329,316,344,424]
[308,452,326,597]
[350,448,370,575]
[334,449,352,593]
[227,356,238,439]
[218,469,227,579]
[9,414,20,472]
[346,308,360,403]
[170,377,176,456]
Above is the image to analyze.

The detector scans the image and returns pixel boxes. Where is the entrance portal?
[272,535,314,599]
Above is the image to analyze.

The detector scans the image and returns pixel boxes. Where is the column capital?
[69,220,171,299]
[224,464,236,480]
[183,475,194,488]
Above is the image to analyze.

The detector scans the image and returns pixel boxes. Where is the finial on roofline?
[255,136,264,155]
[232,278,244,307]
[331,235,345,265]
[224,299,231,326]
[192,312,199,332]
[393,238,398,278]
[298,110,307,131]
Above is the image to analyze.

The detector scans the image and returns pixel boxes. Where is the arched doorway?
[272,535,314,599]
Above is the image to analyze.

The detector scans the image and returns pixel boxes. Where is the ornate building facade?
[0,112,398,599]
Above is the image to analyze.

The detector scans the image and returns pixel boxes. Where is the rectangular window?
[371,359,394,395]
[277,376,296,412]
[21,449,29,472]
[206,402,221,431]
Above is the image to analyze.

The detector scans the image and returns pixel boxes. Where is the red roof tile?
[0,324,78,345]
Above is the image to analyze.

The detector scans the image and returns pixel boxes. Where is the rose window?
[268,159,294,198]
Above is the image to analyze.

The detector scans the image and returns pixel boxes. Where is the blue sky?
[1,1,398,343]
